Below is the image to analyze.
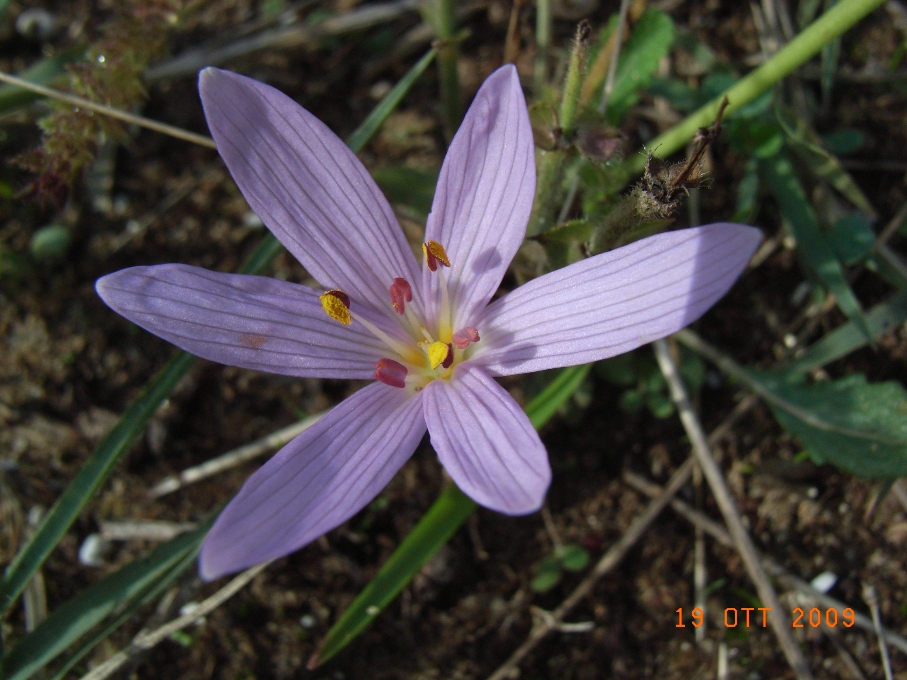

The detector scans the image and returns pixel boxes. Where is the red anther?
[375,358,408,388]
[441,343,454,369]
[452,327,480,349]
[389,277,413,315]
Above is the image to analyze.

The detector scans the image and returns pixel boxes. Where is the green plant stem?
[535,0,551,90]
[559,23,588,140]
[527,149,567,236]
[431,0,461,140]
[623,0,886,175]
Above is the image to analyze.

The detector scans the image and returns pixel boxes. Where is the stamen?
[375,358,408,389]
[425,341,451,370]
[390,277,412,315]
[452,327,480,349]
[319,290,351,325]
[422,240,451,272]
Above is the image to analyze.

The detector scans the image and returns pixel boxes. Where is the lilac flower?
[96,65,760,580]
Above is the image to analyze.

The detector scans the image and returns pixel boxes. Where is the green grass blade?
[780,292,907,375]
[0,48,436,622]
[309,483,477,667]
[49,543,202,680]
[345,48,436,154]
[525,364,592,428]
[763,150,872,341]
[774,105,875,215]
[311,363,592,667]
[1,522,210,680]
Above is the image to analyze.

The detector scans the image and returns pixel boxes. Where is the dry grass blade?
[149,412,325,498]
[76,562,269,680]
[0,71,216,149]
[653,339,814,680]
[863,584,895,680]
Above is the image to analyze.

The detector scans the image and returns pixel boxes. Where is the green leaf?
[733,159,760,224]
[605,10,676,121]
[762,151,872,342]
[525,364,592,429]
[345,48,436,155]
[537,219,594,245]
[596,353,638,386]
[647,391,675,419]
[531,557,563,592]
[750,372,907,478]
[646,77,704,113]
[48,544,201,680]
[558,544,590,572]
[819,0,842,101]
[1,523,210,680]
[29,224,71,260]
[311,364,592,667]
[619,389,644,413]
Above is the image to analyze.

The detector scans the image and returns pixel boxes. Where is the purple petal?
[200,382,425,580]
[472,224,762,375]
[423,65,535,331]
[423,363,549,514]
[199,68,421,315]
[96,264,399,379]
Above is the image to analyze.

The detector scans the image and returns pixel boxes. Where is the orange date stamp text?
[675,607,855,628]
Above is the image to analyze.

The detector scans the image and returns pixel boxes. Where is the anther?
[375,358,408,388]
[390,277,412,315]
[319,290,351,325]
[452,327,480,349]
[422,240,451,272]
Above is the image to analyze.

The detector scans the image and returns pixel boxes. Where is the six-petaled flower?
[96,65,760,580]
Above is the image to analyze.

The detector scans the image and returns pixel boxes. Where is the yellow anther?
[319,290,351,325]
[425,341,451,370]
[423,240,451,271]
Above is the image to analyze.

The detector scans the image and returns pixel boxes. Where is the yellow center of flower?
[318,241,480,391]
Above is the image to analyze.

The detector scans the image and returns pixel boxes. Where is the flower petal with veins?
[200,382,425,580]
